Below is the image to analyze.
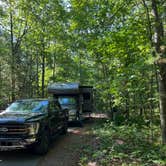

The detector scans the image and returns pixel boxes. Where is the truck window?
[6,100,48,113]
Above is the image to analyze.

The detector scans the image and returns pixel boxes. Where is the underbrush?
[79,120,166,166]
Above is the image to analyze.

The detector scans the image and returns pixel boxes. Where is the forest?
[0,0,166,165]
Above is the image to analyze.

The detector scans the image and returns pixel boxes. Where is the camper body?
[48,83,94,122]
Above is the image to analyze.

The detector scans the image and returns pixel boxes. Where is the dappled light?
[87,162,97,166]
[68,128,81,135]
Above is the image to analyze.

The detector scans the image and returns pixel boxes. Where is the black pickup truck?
[0,99,68,154]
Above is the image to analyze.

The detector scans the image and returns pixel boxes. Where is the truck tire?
[33,132,50,155]
[61,123,68,135]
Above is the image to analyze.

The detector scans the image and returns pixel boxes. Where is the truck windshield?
[6,100,48,113]
[58,97,76,105]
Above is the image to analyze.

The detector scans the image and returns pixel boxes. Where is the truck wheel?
[33,132,50,155]
[61,123,68,135]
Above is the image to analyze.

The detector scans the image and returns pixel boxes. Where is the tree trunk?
[151,0,164,52]
[52,55,56,79]
[9,3,28,101]
[41,44,45,98]
[36,52,40,97]
[158,60,166,143]
[125,93,130,119]
[10,10,16,101]
[150,0,165,143]
[79,52,83,84]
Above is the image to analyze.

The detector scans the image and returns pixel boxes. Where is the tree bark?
[151,0,164,52]
[151,0,166,143]
[41,43,45,98]
[36,52,40,97]
[10,9,16,101]
[157,59,166,143]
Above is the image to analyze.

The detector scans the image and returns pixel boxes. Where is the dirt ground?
[38,120,95,166]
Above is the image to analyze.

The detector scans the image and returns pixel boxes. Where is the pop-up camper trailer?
[48,83,94,122]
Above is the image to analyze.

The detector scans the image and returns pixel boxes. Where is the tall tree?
[150,0,166,143]
[1,0,29,101]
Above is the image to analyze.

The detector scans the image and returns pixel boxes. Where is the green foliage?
[0,0,160,109]
[79,120,166,166]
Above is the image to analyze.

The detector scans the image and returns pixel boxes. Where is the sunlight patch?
[88,161,97,166]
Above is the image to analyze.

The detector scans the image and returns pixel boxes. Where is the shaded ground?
[0,149,41,166]
[38,114,108,166]
[38,120,95,166]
